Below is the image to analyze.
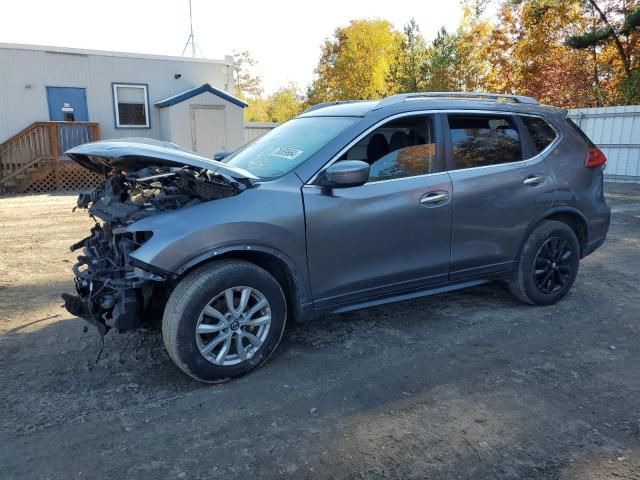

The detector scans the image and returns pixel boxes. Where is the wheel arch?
[521,206,589,259]
[175,245,313,322]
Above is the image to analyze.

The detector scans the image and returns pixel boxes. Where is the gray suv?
[63,92,610,382]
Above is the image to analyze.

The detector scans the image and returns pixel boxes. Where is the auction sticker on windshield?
[269,147,304,160]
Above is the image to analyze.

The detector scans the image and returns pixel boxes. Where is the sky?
[0,0,464,94]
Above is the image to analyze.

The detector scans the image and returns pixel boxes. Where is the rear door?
[445,112,556,280]
[303,113,453,308]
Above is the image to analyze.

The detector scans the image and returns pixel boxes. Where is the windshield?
[225,116,357,178]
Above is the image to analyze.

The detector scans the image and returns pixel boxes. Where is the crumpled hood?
[66,138,258,182]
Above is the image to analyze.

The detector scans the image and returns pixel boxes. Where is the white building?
[0,43,247,192]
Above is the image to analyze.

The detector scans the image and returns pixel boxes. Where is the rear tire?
[162,260,287,382]
[509,220,580,306]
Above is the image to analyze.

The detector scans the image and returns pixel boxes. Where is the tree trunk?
[592,46,603,107]
[587,0,632,77]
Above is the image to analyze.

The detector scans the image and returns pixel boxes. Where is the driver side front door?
[302,114,453,309]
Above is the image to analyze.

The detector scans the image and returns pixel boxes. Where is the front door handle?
[420,191,449,206]
[523,175,545,186]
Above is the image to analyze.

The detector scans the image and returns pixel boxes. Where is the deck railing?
[0,121,99,185]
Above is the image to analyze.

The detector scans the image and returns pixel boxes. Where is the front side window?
[339,115,438,182]
[225,116,356,179]
[521,116,557,154]
[448,114,522,169]
[113,84,149,128]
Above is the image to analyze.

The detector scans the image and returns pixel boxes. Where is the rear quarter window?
[566,118,594,145]
[521,116,558,154]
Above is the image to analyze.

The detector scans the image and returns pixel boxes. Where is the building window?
[112,83,149,128]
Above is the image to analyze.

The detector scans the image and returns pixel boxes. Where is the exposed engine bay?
[62,150,253,335]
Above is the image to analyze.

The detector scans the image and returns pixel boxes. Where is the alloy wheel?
[195,286,272,366]
[533,237,574,294]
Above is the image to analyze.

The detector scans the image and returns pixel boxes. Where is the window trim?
[444,112,562,173]
[444,112,526,171]
[308,112,444,186]
[112,82,150,129]
[306,110,562,185]
[361,115,441,183]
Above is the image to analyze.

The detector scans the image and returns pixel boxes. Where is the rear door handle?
[420,191,449,206]
[523,175,545,186]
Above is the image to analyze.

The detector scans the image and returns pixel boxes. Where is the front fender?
[126,179,310,297]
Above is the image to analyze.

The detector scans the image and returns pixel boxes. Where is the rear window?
[448,114,523,169]
[521,116,558,154]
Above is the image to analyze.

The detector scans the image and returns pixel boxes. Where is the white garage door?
[191,106,226,158]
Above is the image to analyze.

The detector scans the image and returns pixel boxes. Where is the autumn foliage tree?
[241,0,640,124]
[566,0,640,103]
[233,50,263,99]
[307,19,403,103]
[233,52,304,123]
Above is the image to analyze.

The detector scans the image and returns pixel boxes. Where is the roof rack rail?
[303,100,361,114]
[374,92,539,110]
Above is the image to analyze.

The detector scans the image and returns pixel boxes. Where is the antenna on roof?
[181,0,204,57]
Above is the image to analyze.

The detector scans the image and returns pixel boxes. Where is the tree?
[244,97,271,122]
[308,19,403,103]
[476,0,598,107]
[269,83,305,122]
[233,50,263,99]
[388,19,430,93]
[566,1,639,76]
[565,0,640,102]
[423,28,459,91]
[244,83,304,123]
[455,3,494,92]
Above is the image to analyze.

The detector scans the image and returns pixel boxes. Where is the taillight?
[585,146,607,168]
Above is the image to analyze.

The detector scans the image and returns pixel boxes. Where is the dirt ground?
[1,183,639,480]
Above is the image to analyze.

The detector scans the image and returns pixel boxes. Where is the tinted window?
[340,115,438,182]
[522,116,557,153]
[225,116,356,179]
[448,115,522,169]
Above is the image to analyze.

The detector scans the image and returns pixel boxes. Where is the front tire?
[509,220,580,306]
[162,260,287,382]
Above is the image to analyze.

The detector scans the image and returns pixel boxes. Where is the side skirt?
[312,278,491,318]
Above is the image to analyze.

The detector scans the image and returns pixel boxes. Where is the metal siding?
[568,105,640,178]
[0,45,231,144]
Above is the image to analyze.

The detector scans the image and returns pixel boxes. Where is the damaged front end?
[62,139,257,335]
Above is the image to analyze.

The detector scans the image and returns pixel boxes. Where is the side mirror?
[319,160,369,188]
[213,151,231,161]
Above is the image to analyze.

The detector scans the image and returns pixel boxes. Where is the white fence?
[244,122,278,144]
[567,105,640,179]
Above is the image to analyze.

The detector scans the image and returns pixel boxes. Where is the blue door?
[46,87,90,155]
[46,87,89,121]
